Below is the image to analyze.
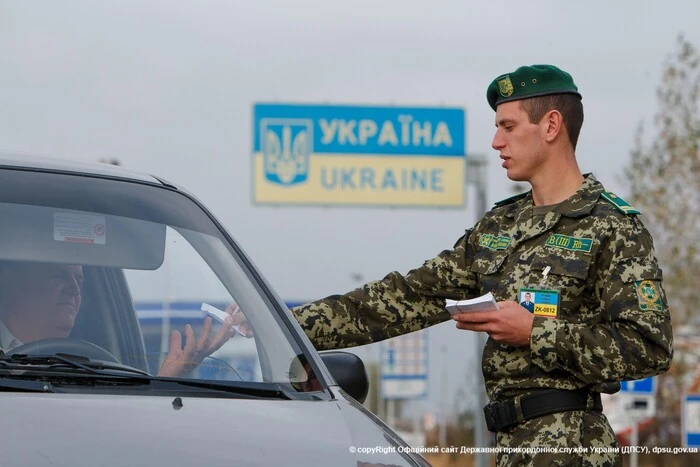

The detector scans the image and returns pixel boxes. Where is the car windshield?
[0,169,321,395]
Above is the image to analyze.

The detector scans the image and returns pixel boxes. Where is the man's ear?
[542,109,564,143]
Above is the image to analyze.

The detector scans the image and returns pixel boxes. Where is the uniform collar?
[556,173,604,218]
[503,173,603,221]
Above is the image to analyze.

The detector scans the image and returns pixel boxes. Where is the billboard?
[252,104,466,208]
[380,331,428,400]
[683,394,700,447]
[619,377,656,395]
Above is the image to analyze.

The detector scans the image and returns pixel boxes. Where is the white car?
[0,153,428,467]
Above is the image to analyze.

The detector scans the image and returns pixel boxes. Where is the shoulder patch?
[494,191,529,207]
[600,191,641,215]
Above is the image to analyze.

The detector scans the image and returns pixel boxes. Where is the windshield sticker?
[54,213,107,244]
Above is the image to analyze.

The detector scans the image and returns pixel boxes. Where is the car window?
[0,192,322,394]
[124,226,269,382]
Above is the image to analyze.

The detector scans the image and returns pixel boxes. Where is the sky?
[2,0,699,417]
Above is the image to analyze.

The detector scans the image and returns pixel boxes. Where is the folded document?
[445,292,498,314]
[201,302,247,337]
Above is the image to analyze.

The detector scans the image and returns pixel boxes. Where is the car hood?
[0,391,426,467]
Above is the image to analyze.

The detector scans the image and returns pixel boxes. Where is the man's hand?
[156,304,252,377]
[223,303,253,338]
[451,300,535,346]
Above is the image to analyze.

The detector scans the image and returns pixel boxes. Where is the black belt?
[483,388,602,433]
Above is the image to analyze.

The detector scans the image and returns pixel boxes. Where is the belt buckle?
[483,401,500,432]
[484,400,519,432]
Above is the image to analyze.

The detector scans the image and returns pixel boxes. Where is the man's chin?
[53,314,77,335]
[505,170,528,182]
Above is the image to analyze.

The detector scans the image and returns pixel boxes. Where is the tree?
[625,34,700,327]
[623,35,700,451]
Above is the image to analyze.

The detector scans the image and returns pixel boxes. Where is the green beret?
[486,64,581,110]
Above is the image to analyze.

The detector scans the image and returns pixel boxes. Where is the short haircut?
[519,94,584,149]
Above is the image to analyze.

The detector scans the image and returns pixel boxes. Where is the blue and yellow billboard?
[252,104,466,207]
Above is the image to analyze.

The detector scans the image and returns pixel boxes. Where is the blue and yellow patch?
[635,280,664,312]
[545,234,593,253]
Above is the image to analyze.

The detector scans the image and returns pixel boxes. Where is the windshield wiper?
[0,354,293,399]
[0,353,151,378]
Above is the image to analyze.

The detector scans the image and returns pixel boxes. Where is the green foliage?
[623,34,700,450]
[624,34,700,326]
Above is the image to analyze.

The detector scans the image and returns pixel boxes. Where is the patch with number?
[545,234,593,253]
[635,280,664,312]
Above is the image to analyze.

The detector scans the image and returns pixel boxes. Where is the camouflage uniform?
[293,174,673,466]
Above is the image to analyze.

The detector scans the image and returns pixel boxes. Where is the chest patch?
[479,234,511,251]
[545,234,593,253]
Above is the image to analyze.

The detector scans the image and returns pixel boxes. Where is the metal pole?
[466,155,490,467]
[160,301,171,356]
[387,399,396,427]
[630,422,638,467]
[413,410,421,447]
[466,155,488,216]
[439,345,448,447]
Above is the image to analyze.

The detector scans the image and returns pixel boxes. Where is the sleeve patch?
[635,280,663,312]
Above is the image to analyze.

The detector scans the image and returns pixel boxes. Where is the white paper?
[200,302,247,337]
[54,212,107,244]
[445,292,498,314]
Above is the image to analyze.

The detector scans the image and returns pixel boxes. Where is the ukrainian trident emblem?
[261,119,312,186]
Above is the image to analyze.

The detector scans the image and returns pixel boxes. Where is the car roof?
[0,151,163,185]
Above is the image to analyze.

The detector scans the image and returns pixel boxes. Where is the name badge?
[518,288,560,319]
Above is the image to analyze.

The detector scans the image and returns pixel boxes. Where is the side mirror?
[319,351,369,403]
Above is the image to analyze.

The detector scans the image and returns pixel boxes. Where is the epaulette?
[494,191,529,207]
[600,191,640,215]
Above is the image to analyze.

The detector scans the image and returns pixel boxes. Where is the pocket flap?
[471,251,508,275]
[531,253,593,280]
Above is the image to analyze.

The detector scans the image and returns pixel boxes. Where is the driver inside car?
[0,260,249,377]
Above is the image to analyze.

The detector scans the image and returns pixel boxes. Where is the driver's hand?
[225,303,253,338]
[156,304,252,377]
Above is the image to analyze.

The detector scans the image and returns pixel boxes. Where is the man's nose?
[63,277,81,294]
[492,131,504,151]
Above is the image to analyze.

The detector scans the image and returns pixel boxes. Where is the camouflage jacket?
[293,175,673,401]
